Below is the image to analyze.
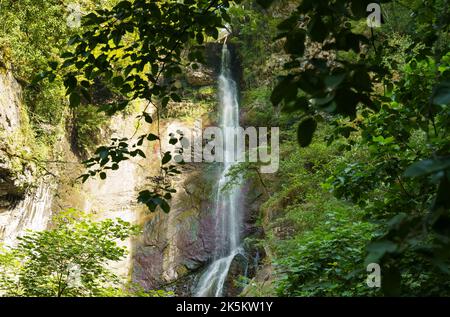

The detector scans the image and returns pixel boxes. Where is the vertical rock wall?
[0,69,54,245]
[0,70,29,208]
[131,119,219,295]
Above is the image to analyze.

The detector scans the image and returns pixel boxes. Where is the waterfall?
[195,43,244,297]
[0,182,54,246]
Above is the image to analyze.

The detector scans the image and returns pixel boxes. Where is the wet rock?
[132,120,220,294]
[185,65,215,86]
[133,245,165,290]
[241,178,265,237]
[223,253,248,297]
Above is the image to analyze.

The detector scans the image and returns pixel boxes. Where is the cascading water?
[195,42,244,297]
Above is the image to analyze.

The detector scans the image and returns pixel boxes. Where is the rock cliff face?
[0,70,32,207]
[52,107,153,279]
[129,115,220,294]
[0,71,21,134]
[0,69,54,245]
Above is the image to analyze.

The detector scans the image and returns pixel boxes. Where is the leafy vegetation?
[0,0,119,158]
[238,126,377,296]
[244,0,450,296]
[0,210,141,297]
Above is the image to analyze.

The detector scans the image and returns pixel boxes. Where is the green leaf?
[111,30,122,46]
[161,96,170,108]
[164,193,172,200]
[221,11,231,23]
[196,32,204,45]
[162,152,172,165]
[308,17,328,42]
[80,174,90,183]
[404,158,450,178]
[351,0,369,18]
[60,52,74,59]
[48,61,58,70]
[80,80,90,88]
[277,16,299,31]
[100,172,107,180]
[334,89,359,117]
[205,27,219,40]
[147,133,159,141]
[31,71,47,85]
[271,76,296,106]
[64,75,77,91]
[97,147,109,160]
[352,69,372,92]
[297,117,317,147]
[382,266,401,296]
[433,81,450,105]
[325,72,346,90]
[69,93,81,107]
[284,30,306,55]
[159,199,171,213]
[283,97,309,113]
[256,0,275,9]
[68,35,81,45]
[135,149,146,158]
[311,94,335,107]
[80,88,92,103]
[143,112,153,124]
[170,93,182,102]
[112,76,124,87]
[387,213,408,229]
[366,240,398,264]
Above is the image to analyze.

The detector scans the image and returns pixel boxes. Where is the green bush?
[0,209,140,297]
[257,126,378,296]
[0,0,117,149]
[274,207,377,297]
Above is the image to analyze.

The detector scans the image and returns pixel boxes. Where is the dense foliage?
[253,0,450,295]
[264,129,378,296]
[0,0,120,158]
[0,210,140,297]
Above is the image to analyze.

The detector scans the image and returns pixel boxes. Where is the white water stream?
[195,43,244,297]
